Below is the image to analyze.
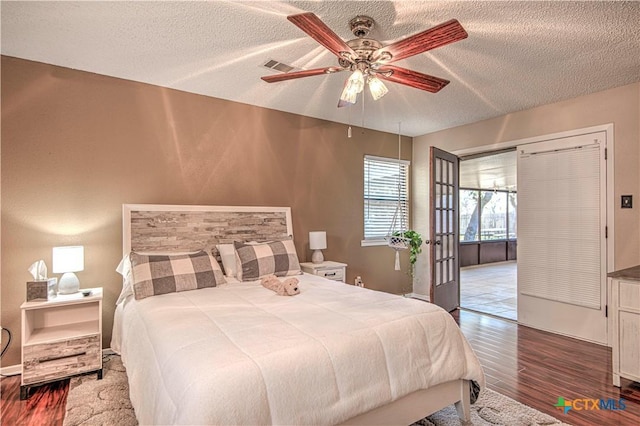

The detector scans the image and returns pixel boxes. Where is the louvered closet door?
[517,132,607,344]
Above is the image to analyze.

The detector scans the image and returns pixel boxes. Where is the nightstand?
[20,288,103,399]
[300,261,347,283]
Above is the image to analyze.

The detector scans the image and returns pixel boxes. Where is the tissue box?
[26,278,57,301]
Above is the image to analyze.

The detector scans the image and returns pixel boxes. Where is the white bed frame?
[121,204,471,425]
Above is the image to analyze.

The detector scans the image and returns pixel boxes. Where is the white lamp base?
[58,272,80,294]
[311,250,324,264]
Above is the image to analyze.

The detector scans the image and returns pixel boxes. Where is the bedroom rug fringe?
[63,355,568,426]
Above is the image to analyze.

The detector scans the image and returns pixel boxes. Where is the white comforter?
[112,274,484,425]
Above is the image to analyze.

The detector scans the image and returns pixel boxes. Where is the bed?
[111,204,484,425]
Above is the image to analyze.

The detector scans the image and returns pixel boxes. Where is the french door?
[429,147,460,312]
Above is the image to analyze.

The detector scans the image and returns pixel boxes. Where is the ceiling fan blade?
[374,19,467,63]
[376,65,450,93]
[288,13,356,60]
[261,67,343,83]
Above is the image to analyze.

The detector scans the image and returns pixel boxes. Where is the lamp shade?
[368,76,388,100]
[52,246,84,273]
[309,232,327,250]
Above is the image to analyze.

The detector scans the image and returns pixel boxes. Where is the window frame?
[362,155,411,247]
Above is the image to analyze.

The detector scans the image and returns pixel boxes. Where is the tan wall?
[412,82,640,298]
[0,56,412,366]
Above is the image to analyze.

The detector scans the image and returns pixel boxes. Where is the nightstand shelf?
[300,261,347,283]
[20,287,103,400]
[27,320,100,345]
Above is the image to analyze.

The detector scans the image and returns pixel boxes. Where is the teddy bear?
[260,274,300,296]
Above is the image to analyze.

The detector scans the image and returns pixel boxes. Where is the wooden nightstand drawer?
[300,261,347,283]
[22,334,101,385]
[317,268,344,281]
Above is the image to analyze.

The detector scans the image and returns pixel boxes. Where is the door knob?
[434,240,442,245]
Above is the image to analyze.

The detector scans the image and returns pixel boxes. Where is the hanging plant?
[393,230,423,277]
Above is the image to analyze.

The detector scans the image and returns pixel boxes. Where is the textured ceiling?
[460,151,517,191]
[2,1,639,137]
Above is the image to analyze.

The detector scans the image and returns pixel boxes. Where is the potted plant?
[393,230,423,277]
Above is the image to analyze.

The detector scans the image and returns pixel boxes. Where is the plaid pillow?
[234,240,301,281]
[130,250,226,300]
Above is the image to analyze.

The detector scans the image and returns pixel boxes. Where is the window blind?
[364,155,410,240]
[517,141,601,309]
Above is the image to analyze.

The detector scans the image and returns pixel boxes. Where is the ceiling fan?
[261,12,468,107]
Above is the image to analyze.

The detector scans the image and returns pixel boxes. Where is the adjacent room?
[2,2,639,426]
[459,150,517,321]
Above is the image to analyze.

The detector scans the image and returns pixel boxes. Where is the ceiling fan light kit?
[261,12,468,107]
[347,69,365,94]
[368,76,389,101]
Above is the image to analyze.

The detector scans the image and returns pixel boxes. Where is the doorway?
[458,150,518,320]
[452,124,612,344]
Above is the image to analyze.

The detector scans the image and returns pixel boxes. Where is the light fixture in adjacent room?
[309,231,327,264]
[52,245,84,294]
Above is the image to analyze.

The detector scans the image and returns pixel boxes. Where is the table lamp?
[53,245,84,294]
[309,231,327,264]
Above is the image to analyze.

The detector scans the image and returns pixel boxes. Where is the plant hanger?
[385,122,410,270]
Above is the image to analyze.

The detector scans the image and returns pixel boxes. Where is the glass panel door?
[430,147,460,312]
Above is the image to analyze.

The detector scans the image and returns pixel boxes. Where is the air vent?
[263,59,294,73]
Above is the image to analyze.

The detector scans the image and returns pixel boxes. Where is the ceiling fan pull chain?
[347,102,353,138]
[398,121,401,161]
[361,90,365,130]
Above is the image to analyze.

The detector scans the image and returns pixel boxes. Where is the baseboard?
[0,364,21,376]
[1,348,117,377]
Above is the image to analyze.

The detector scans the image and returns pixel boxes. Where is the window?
[480,191,507,240]
[459,189,517,242]
[459,189,479,242]
[508,192,517,239]
[363,155,410,244]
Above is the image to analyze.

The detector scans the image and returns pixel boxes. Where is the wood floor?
[453,309,640,426]
[1,309,639,425]
[0,376,68,425]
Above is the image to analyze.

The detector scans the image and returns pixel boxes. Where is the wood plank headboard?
[122,204,293,255]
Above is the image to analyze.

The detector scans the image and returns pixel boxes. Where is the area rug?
[64,355,568,425]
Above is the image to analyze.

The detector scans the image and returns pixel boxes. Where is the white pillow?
[115,254,134,305]
[216,244,237,278]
